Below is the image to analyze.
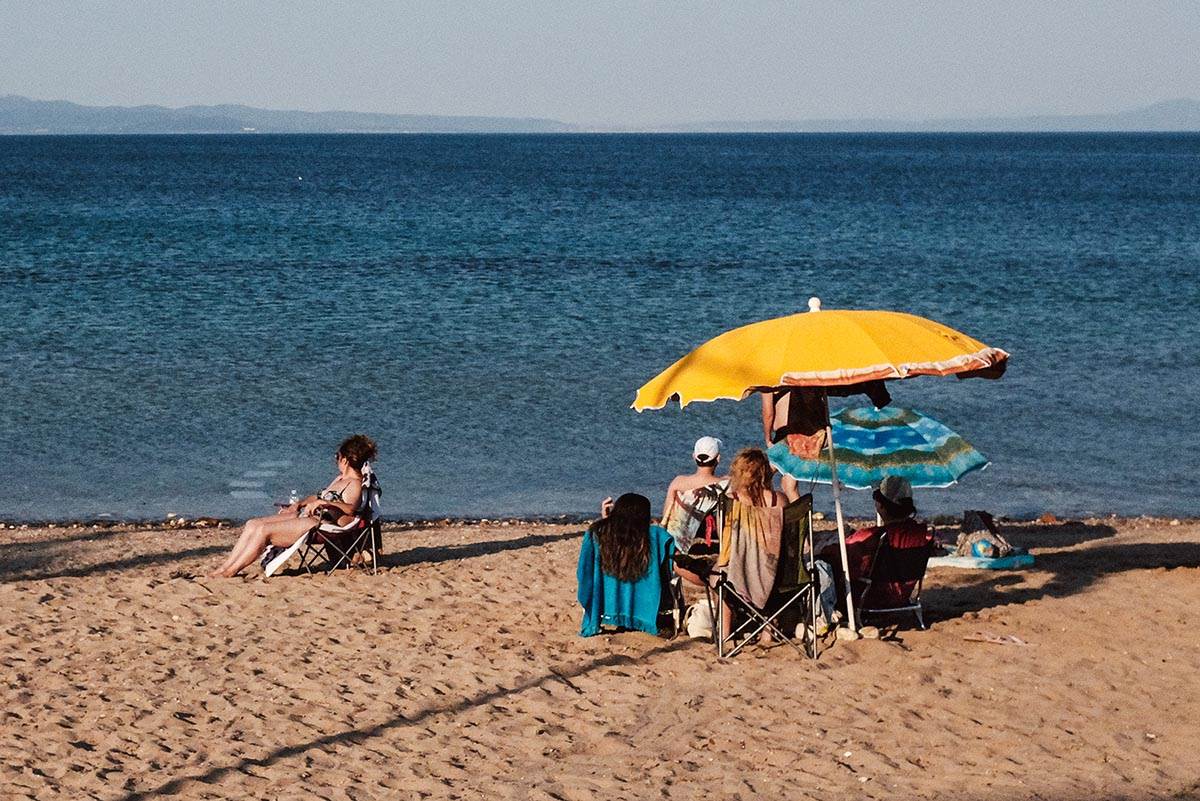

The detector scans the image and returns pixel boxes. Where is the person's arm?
[288,493,322,515]
[661,478,681,524]
[308,483,364,519]
[761,392,775,446]
[780,475,800,503]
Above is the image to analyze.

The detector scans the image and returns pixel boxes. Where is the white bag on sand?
[686,602,714,639]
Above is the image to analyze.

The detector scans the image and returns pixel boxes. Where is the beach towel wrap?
[576,524,675,637]
[663,479,729,553]
[717,503,783,608]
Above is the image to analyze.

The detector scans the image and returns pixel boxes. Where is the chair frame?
[661,573,688,640]
[856,529,931,630]
[291,468,382,577]
[297,516,381,576]
[709,493,820,659]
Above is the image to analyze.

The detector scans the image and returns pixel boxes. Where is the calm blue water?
[1,133,1198,521]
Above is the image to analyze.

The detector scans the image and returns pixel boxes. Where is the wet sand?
[2,517,1198,800]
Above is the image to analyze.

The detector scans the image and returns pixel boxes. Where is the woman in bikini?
[208,434,377,577]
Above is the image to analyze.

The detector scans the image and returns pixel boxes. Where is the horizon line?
[4,93,1199,132]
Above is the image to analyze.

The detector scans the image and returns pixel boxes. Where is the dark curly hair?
[337,434,377,470]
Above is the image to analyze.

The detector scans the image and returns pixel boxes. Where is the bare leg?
[216,515,314,577]
[215,527,267,575]
[212,519,264,575]
[210,512,303,577]
[674,564,737,641]
[211,515,279,575]
[673,563,707,587]
[720,598,734,641]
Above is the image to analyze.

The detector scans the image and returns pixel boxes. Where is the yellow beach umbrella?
[634,297,1008,635]
[633,298,1007,411]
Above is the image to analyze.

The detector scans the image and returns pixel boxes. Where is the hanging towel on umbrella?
[767,388,828,458]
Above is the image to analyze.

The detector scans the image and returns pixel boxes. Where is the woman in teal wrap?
[576,493,675,637]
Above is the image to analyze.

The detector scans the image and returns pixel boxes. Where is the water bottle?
[288,488,299,506]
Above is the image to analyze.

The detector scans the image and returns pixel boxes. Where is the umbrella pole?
[826,397,858,632]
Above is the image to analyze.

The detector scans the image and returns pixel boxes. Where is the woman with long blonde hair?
[727,448,785,508]
[675,448,785,643]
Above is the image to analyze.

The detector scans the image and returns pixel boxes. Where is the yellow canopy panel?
[633,308,1008,411]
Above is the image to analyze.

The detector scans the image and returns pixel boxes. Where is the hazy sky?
[3,1,1198,125]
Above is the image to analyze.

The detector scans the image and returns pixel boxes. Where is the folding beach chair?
[711,494,820,659]
[263,464,382,578]
[659,561,689,640]
[856,523,935,630]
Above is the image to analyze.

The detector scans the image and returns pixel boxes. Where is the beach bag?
[955,510,1014,558]
[685,601,714,639]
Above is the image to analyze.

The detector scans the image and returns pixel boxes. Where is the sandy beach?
[2,516,1198,800]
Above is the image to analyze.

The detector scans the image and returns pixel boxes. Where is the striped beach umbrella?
[633,299,1007,411]
[768,405,989,490]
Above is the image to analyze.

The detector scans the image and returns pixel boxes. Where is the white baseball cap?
[693,436,722,463]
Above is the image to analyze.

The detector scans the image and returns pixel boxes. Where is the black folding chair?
[712,494,820,659]
[857,526,934,630]
[659,563,689,640]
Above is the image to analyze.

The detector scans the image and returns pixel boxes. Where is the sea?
[1,133,1198,522]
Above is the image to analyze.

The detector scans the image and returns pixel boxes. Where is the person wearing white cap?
[660,436,728,552]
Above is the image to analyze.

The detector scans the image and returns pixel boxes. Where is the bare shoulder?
[677,474,724,493]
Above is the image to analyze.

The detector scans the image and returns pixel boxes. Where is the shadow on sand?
[377,529,582,570]
[116,637,697,801]
[926,522,1200,621]
[1,528,582,583]
[1,543,229,583]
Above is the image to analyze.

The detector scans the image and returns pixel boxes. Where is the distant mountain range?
[3,95,1199,134]
[0,95,574,134]
[661,99,1200,133]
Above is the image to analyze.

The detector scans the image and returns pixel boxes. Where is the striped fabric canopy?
[633,305,1008,410]
[767,406,989,490]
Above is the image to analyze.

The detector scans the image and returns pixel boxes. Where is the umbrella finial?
[808,296,822,312]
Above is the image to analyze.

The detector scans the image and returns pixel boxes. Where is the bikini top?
[318,481,352,503]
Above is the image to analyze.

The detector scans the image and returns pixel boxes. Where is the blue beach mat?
[928,552,1035,570]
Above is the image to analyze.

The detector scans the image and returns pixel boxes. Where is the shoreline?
[0,511,1193,533]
